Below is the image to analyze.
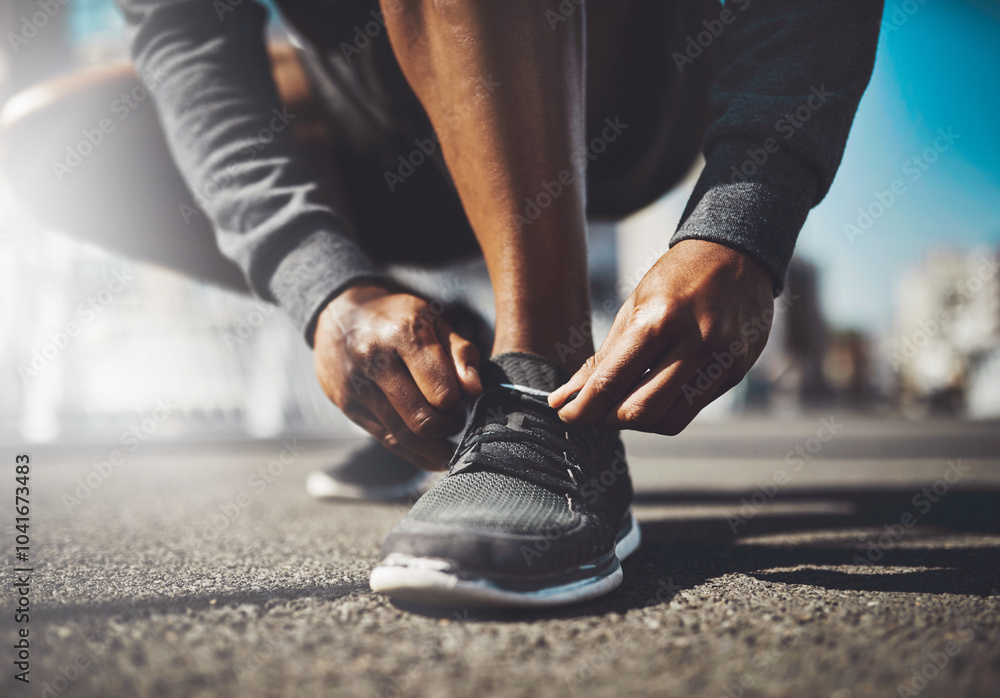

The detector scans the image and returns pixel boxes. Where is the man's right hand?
[313,283,483,471]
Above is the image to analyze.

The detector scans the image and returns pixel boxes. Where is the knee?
[0,66,137,194]
[0,80,75,200]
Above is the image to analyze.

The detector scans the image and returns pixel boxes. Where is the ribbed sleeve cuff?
[266,229,388,347]
[670,138,819,296]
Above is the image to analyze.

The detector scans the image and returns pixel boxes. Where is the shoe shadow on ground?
[393,488,1000,622]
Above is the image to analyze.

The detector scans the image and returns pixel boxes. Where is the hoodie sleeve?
[670,0,884,294]
[116,0,388,345]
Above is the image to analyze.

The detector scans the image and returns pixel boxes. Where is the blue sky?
[798,0,1000,332]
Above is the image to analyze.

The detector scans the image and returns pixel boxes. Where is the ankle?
[492,329,592,375]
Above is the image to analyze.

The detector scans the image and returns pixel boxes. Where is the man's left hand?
[548,239,775,434]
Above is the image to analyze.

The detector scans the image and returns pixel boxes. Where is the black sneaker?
[369,352,639,607]
[307,441,437,502]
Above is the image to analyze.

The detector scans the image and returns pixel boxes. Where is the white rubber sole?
[369,510,641,608]
[306,469,437,502]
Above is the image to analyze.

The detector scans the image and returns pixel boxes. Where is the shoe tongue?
[481,352,571,394]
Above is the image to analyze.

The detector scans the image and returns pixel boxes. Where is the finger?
[397,319,466,412]
[549,307,631,409]
[372,354,466,439]
[597,347,701,431]
[655,365,745,436]
[340,399,389,438]
[548,362,590,410]
[557,320,670,426]
[438,318,482,397]
[364,392,456,471]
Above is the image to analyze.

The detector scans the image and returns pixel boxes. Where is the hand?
[548,240,774,435]
[313,283,482,470]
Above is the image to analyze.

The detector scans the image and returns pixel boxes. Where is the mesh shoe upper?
[378,353,634,579]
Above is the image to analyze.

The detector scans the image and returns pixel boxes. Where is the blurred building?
[890,248,1000,418]
[745,257,839,412]
[823,329,873,405]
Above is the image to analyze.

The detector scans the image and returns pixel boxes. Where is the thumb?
[550,301,631,408]
[438,319,482,397]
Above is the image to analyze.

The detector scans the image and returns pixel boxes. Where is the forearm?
[118,0,386,343]
[672,0,884,294]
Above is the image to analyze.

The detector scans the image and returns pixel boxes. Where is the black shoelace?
[448,387,596,498]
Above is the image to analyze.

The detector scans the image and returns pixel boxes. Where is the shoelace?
[448,387,596,497]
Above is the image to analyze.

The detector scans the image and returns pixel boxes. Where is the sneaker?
[307,441,437,502]
[369,352,639,607]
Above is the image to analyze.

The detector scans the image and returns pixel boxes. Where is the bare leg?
[381,0,593,371]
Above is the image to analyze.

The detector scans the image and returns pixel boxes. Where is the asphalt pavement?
[2,414,999,698]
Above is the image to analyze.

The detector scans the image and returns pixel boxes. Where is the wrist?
[672,239,773,293]
[314,281,394,347]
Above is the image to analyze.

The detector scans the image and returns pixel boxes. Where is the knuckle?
[429,384,460,410]
[409,409,438,437]
[630,302,670,334]
[352,334,380,360]
[590,372,625,399]
[380,431,404,451]
[405,304,437,339]
[619,403,659,431]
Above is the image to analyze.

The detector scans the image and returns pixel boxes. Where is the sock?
[480,352,570,394]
